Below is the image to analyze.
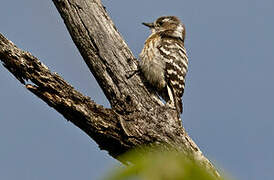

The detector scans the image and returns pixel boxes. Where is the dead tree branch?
[0,0,220,178]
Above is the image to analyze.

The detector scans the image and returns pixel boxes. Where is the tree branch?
[53,0,154,112]
[0,0,221,178]
[0,33,128,157]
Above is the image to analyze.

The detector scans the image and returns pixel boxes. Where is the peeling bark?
[0,0,220,178]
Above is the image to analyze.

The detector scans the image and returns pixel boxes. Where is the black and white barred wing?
[158,38,188,113]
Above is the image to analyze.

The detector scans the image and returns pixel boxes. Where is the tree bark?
[0,0,220,178]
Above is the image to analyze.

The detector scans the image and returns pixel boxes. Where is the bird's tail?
[173,90,183,125]
[166,84,183,119]
[175,94,183,114]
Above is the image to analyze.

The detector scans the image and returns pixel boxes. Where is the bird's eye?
[158,21,164,26]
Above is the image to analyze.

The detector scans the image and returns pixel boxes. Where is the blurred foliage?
[105,146,225,180]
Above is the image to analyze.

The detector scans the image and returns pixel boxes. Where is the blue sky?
[0,0,274,179]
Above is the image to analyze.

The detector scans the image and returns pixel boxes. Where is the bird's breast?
[139,34,166,90]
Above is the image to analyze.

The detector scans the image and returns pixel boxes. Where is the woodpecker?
[139,16,188,117]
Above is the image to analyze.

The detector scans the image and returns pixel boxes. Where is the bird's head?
[142,16,185,42]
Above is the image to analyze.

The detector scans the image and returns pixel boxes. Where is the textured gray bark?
[0,0,220,178]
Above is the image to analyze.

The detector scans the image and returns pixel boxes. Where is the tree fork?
[0,0,220,178]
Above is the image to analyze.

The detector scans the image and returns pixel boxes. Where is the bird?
[139,16,188,117]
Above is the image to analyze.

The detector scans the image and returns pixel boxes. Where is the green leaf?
[105,146,224,180]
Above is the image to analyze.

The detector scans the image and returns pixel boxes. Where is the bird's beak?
[142,22,154,28]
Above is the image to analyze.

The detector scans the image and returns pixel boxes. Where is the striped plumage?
[139,16,188,116]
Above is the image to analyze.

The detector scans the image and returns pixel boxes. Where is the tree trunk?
[0,0,220,178]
